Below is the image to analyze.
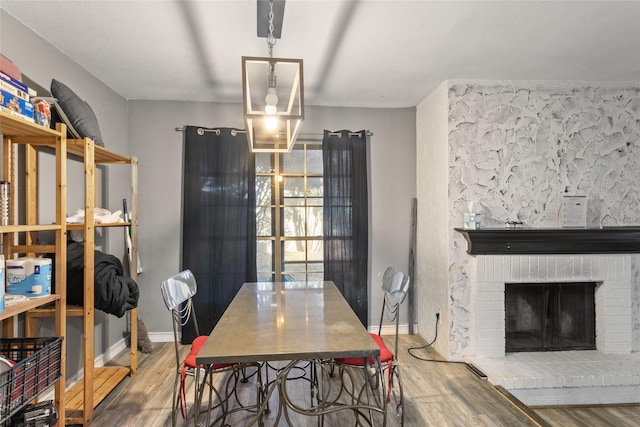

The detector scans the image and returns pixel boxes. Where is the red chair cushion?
[335,333,394,366]
[184,335,234,370]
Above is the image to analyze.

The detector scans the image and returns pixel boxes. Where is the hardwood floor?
[85,335,640,426]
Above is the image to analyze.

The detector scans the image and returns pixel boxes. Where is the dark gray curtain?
[323,130,369,326]
[181,126,256,343]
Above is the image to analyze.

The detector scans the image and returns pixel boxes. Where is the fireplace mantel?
[455,227,640,255]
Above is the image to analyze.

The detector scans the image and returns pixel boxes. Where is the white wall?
[416,79,640,360]
[129,101,416,334]
[415,82,450,357]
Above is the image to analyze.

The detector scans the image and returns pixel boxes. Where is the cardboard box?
[0,54,21,81]
[0,89,34,119]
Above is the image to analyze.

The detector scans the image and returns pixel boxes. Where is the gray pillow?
[50,79,105,147]
[49,99,81,139]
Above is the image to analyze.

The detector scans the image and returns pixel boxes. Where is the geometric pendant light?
[242,0,304,152]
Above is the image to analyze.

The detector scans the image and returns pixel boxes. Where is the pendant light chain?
[267,0,277,87]
[267,0,277,59]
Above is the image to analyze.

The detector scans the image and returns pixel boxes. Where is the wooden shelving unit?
[3,111,140,426]
[0,295,59,320]
[0,110,67,424]
[64,137,138,426]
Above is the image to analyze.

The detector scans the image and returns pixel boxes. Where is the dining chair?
[160,269,242,426]
[334,266,410,426]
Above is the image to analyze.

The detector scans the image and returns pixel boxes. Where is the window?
[256,142,324,282]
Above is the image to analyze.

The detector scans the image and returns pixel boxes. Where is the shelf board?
[455,227,640,255]
[26,304,85,318]
[67,139,132,164]
[67,222,130,230]
[64,366,130,423]
[0,110,61,141]
[0,224,63,233]
[0,294,59,321]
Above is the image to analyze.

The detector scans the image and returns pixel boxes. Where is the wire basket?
[0,337,63,424]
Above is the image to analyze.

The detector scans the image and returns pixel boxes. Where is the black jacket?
[66,241,139,318]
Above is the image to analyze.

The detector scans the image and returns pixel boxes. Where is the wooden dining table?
[194,280,387,426]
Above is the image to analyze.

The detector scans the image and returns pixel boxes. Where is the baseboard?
[149,331,175,342]
[371,323,416,336]
[94,338,128,367]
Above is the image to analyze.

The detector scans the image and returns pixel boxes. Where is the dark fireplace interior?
[505,282,596,353]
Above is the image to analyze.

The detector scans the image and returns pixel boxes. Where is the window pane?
[257,240,274,273]
[283,262,306,272]
[256,176,273,205]
[307,177,323,198]
[283,207,305,236]
[283,177,304,198]
[307,197,322,207]
[256,153,272,173]
[257,273,275,282]
[284,272,309,282]
[307,240,323,261]
[283,240,305,264]
[308,262,324,272]
[306,207,323,236]
[306,147,323,174]
[282,148,305,174]
[256,206,273,236]
[284,197,305,207]
[307,272,324,281]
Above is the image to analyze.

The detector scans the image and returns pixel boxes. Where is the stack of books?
[0,54,37,123]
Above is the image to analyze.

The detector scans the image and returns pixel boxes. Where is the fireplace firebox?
[505,282,596,353]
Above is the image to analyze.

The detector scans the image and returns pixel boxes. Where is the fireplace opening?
[505,282,596,353]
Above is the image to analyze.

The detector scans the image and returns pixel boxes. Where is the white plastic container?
[6,257,52,298]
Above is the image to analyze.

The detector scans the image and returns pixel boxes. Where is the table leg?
[193,367,203,425]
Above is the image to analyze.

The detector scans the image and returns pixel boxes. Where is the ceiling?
[1,0,639,109]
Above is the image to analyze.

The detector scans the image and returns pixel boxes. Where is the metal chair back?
[161,269,200,364]
[377,267,410,356]
[161,269,197,310]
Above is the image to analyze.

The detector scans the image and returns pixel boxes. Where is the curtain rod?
[174,127,373,138]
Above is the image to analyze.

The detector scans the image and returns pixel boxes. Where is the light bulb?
[264,87,279,131]
[265,87,278,107]
[265,116,278,131]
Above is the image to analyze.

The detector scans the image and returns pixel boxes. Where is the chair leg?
[389,363,404,426]
[172,371,180,427]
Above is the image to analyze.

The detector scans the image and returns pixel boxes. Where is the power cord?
[407,312,467,366]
